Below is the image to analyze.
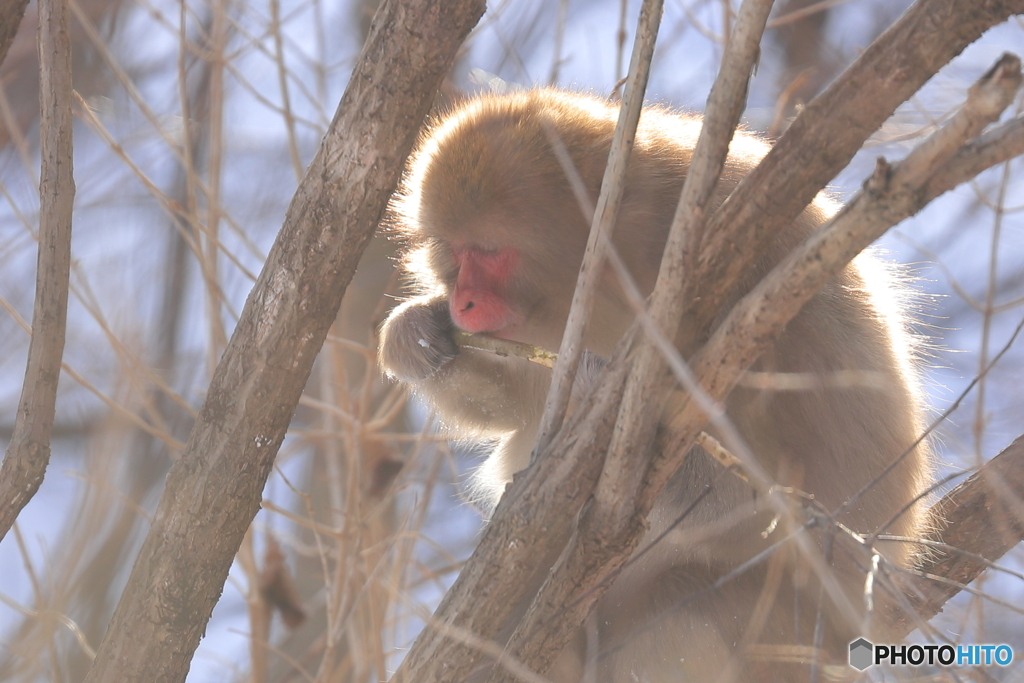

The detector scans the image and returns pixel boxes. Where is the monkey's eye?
[452,245,512,262]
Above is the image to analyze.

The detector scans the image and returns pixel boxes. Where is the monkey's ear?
[467,68,524,95]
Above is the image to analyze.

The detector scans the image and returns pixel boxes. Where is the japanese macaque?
[378,89,932,683]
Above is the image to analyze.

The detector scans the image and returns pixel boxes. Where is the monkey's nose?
[450,289,512,333]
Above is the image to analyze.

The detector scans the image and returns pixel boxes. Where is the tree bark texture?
[688,0,1024,348]
[81,1,484,681]
[0,0,75,543]
[886,436,1024,638]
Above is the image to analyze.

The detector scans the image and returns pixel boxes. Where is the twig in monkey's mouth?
[451,330,748,482]
[452,331,558,369]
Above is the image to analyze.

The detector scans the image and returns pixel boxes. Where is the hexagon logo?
[849,638,874,671]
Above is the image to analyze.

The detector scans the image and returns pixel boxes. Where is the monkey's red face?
[449,244,522,335]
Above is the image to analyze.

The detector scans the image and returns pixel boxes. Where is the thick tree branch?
[923,115,1024,199]
[391,349,633,683]
[397,44,1024,683]
[488,2,777,679]
[618,57,1024,635]
[646,54,1022,517]
[81,1,484,681]
[686,0,1024,352]
[664,54,1023,470]
[604,0,773,529]
[0,0,74,543]
[534,0,664,454]
[878,436,1024,638]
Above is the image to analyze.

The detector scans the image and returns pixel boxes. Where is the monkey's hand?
[378,297,459,382]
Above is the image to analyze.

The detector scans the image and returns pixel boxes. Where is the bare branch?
[490,3,777,678]
[604,0,774,548]
[673,54,1022,449]
[454,331,557,369]
[0,0,74,542]
[922,114,1024,200]
[80,2,485,681]
[534,0,664,455]
[391,352,631,683]
[886,435,1024,637]
[645,55,1022,516]
[686,0,1024,354]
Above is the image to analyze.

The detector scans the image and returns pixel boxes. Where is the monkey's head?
[388,89,748,354]
[389,91,621,350]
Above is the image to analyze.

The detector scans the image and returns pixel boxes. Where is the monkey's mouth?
[449,295,522,338]
[454,319,521,342]
[490,326,522,341]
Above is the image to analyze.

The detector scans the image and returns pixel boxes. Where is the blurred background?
[0,0,1022,681]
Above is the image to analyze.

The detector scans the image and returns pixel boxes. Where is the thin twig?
[601,0,775,536]
[454,331,557,369]
[0,0,75,543]
[455,332,748,482]
[269,0,304,181]
[532,0,664,456]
